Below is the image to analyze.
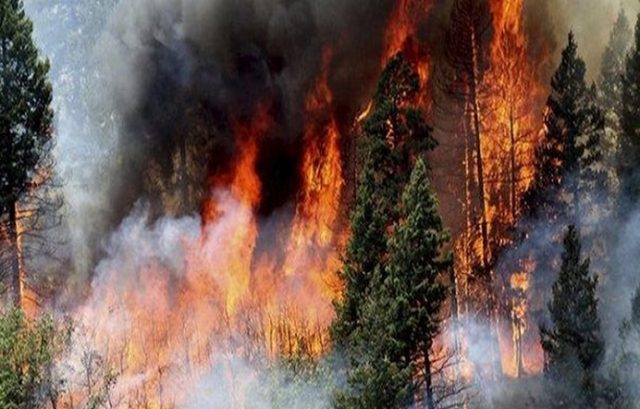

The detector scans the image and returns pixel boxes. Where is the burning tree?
[333,54,456,408]
[0,0,57,308]
[332,53,435,348]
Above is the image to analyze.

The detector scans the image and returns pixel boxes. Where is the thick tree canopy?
[0,0,53,211]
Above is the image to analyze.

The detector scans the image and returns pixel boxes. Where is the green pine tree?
[540,225,603,406]
[578,84,608,214]
[0,0,54,306]
[598,9,632,207]
[600,9,632,121]
[522,33,587,222]
[602,285,640,409]
[331,54,436,347]
[618,11,640,218]
[336,159,451,409]
[331,166,387,347]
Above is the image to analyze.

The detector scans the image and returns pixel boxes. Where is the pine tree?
[598,9,632,208]
[382,158,451,409]
[336,159,451,409]
[578,84,608,216]
[600,9,632,121]
[0,0,55,306]
[362,54,435,220]
[602,285,640,409]
[331,54,435,347]
[618,12,640,218]
[540,225,603,405]
[522,33,587,222]
[331,166,387,347]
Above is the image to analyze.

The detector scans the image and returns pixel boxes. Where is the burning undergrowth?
[56,0,436,405]
[19,0,638,406]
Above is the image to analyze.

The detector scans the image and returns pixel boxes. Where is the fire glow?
[60,0,557,405]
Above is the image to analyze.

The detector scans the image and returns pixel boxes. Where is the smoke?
[536,0,640,80]
[20,0,640,405]
[94,0,395,228]
[26,0,639,286]
[58,190,338,407]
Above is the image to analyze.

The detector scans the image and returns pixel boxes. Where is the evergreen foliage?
[336,160,451,409]
[618,11,640,217]
[523,33,588,221]
[0,0,55,303]
[331,54,436,347]
[540,226,603,406]
[600,9,632,120]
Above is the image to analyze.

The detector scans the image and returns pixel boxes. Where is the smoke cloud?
[21,0,640,406]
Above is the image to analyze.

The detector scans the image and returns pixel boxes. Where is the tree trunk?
[469,26,502,381]
[469,29,490,270]
[509,108,517,222]
[424,347,436,409]
[8,200,25,308]
[180,137,189,211]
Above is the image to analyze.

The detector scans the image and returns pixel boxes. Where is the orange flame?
[68,49,346,406]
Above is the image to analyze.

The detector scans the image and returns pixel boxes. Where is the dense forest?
[1,0,640,408]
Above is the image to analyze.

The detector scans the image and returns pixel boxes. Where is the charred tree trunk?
[468,26,502,381]
[180,137,188,211]
[423,346,436,409]
[509,108,517,222]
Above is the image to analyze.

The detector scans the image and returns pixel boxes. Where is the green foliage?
[578,84,608,202]
[0,0,54,212]
[618,12,640,217]
[540,226,603,407]
[331,167,387,347]
[332,55,449,409]
[0,308,71,409]
[596,9,632,209]
[336,160,451,409]
[331,54,436,347]
[523,33,607,225]
[602,286,640,409]
[600,9,632,120]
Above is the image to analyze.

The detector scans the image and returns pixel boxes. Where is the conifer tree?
[522,33,587,221]
[598,9,632,206]
[602,285,640,409]
[578,84,608,213]
[540,225,603,405]
[331,54,435,347]
[331,166,387,347]
[336,159,451,409]
[381,158,451,409]
[0,0,55,306]
[600,9,632,121]
[618,11,640,217]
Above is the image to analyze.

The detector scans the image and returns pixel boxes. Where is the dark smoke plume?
[97,0,397,227]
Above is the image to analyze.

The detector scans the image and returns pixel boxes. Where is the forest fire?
[63,0,549,404]
[8,0,636,407]
[383,0,433,111]
[486,0,546,378]
[68,44,348,408]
